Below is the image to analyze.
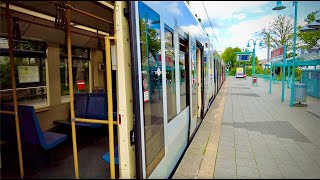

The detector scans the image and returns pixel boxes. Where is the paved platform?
[173,76,320,179]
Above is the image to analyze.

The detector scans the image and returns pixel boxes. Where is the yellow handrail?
[75,118,117,125]
[5,2,24,178]
[66,1,80,179]
[105,36,116,179]
[0,110,16,115]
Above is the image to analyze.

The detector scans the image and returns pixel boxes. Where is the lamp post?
[272,1,298,107]
[246,39,263,85]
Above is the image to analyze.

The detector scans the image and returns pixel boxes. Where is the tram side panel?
[131,1,220,178]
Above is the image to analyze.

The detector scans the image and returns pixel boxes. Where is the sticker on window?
[144,90,149,102]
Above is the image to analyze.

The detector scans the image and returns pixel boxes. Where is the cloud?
[205,27,220,36]
[219,14,278,59]
[169,2,183,16]
[189,1,269,21]
[233,13,246,20]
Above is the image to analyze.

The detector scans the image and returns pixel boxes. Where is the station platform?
[172,76,320,179]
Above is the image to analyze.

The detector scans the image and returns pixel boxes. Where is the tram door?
[136,2,165,178]
[196,47,202,120]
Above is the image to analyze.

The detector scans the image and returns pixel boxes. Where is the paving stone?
[215,158,236,170]
[214,167,236,179]
[236,166,260,179]
[236,157,257,168]
[277,164,305,179]
[236,150,255,160]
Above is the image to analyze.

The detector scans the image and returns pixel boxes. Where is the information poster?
[18,66,40,83]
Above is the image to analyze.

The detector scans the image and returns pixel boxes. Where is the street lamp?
[246,39,263,85]
[272,1,298,107]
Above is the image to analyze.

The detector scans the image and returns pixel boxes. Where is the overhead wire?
[201,1,222,49]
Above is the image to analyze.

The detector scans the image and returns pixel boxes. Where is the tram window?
[179,37,188,110]
[138,2,164,177]
[59,46,90,102]
[0,38,48,107]
[191,43,197,118]
[165,27,177,122]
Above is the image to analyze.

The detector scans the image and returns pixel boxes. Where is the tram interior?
[0,1,119,178]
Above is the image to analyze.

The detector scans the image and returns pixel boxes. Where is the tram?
[0,1,225,179]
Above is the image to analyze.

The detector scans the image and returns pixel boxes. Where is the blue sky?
[189,1,320,60]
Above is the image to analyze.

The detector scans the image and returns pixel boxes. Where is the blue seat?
[74,92,89,118]
[73,92,103,128]
[54,92,117,128]
[102,146,119,165]
[86,92,107,120]
[0,104,68,150]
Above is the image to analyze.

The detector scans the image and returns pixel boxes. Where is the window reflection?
[165,28,176,122]
[138,2,164,177]
[191,43,197,118]
[179,37,188,111]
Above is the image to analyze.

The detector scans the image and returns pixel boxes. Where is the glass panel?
[165,28,176,122]
[138,2,164,177]
[60,58,90,99]
[60,46,90,59]
[204,55,208,110]
[191,43,197,117]
[0,56,47,107]
[179,51,187,110]
[0,37,47,107]
[179,37,188,111]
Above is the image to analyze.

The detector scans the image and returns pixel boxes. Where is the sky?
[188,1,320,61]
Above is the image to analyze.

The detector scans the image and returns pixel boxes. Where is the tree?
[297,10,320,50]
[221,47,242,69]
[260,15,294,52]
[139,18,161,63]
[247,56,259,67]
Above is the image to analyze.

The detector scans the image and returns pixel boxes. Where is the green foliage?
[139,19,161,62]
[221,47,242,69]
[295,68,302,81]
[246,67,252,76]
[0,57,29,89]
[297,10,320,50]
[229,66,236,76]
[255,66,264,74]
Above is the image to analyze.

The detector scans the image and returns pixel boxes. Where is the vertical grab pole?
[66,2,80,179]
[6,2,24,178]
[105,36,116,179]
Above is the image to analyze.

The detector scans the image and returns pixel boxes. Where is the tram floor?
[0,124,119,179]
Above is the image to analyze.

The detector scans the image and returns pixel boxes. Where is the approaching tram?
[0,1,225,179]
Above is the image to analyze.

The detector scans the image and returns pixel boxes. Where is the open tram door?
[58,1,136,179]
[0,1,137,179]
